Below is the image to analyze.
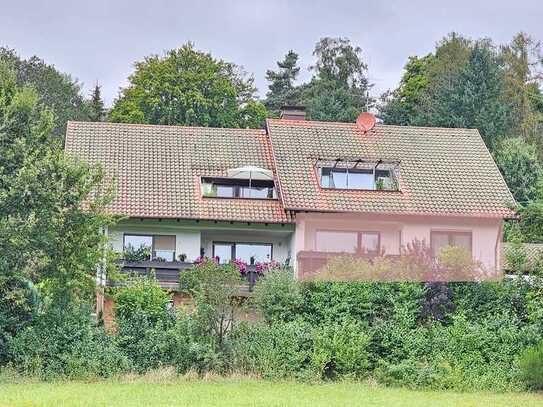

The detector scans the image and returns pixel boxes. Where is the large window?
[320,167,394,190]
[213,242,273,264]
[123,234,176,261]
[315,231,380,255]
[430,231,472,258]
[202,177,277,199]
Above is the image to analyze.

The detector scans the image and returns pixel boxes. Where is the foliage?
[113,276,172,324]
[232,321,313,379]
[252,268,304,323]
[302,37,373,122]
[379,55,434,126]
[181,259,244,349]
[110,43,267,128]
[494,137,542,204]
[7,305,129,379]
[0,276,40,364]
[265,50,302,116]
[512,201,543,243]
[88,84,105,122]
[311,319,370,379]
[519,340,543,390]
[0,62,115,307]
[0,47,90,137]
[379,32,543,155]
[123,243,151,262]
[500,33,543,152]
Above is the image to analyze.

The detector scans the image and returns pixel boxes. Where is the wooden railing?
[115,260,262,292]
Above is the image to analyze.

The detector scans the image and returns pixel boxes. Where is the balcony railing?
[114,260,262,293]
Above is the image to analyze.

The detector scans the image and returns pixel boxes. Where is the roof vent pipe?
[280,106,306,120]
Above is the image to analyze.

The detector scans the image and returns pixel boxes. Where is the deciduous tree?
[110,43,267,128]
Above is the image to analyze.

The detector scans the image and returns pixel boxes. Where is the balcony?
[114,260,263,294]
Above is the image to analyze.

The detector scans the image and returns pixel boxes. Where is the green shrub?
[301,282,424,326]
[374,359,458,389]
[8,305,129,379]
[519,340,543,390]
[253,268,304,323]
[114,311,176,373]
[232,320,313,379]
[113,275,172,324]
[311,319,370,379]
[170,313,224,374]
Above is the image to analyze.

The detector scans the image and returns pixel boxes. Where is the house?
[65,107,516,312]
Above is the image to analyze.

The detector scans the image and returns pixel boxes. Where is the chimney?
[280,105,306,120]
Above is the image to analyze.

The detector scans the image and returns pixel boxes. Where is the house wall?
[108,219,294,264]
[295,212,502,273]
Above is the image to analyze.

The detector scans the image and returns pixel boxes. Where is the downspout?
[95,226,108,321]
[495,221,503,275]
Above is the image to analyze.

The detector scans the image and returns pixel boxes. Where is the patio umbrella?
[226,166,273,186]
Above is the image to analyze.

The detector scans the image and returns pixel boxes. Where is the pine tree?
[264,51,301,116]
[88,83,105,122]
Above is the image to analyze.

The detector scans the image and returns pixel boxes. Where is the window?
[153,235,176,261]
[201,177,276,199]
[320,167,395,190]
[315,231,380,255]
[430,231,472,258]
[213,242,272,264]
[123,234,176,261]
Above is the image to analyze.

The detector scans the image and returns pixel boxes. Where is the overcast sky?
[1,1,541,106]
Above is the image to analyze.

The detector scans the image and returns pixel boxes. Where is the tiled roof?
[267,119,516,218]
[65,121,292,223]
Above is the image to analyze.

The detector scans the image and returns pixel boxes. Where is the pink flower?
[231,258,248,275]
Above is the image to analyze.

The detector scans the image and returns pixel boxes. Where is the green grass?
[1,377,542,407]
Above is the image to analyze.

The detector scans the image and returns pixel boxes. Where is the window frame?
[318,167,395,191]
[201,177,277,200]
[314,230,381,255]
[430,230,472,258]
[212,241,274,264]
[123,233,177,261]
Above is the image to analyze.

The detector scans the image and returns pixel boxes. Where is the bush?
[114,311,176,373]
[114,275,172,324]
[311,319,370,379]
[519,340,543,390]
[8,305,129,379]
[181,259,244,349]
[232,320,313,379]
[253,268,304,323]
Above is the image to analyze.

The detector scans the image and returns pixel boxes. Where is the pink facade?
[294,212,503,278]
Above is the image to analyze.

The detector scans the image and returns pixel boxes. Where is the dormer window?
[201,166,277,199]
[202,177,277,199]
[317,159,399,191]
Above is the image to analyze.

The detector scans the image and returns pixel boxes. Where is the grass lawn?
[0,378,542,407]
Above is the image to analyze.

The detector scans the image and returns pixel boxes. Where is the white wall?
[109,225,201,261]
[201,230,292,263]
[109,219,294,264]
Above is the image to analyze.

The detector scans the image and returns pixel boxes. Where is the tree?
[0,62,114,307]
[421,41,511,149]
[110,43,267,128]
[265,51,302,116]
[88,83,105,122]
[302,37,373,122]
[379,55,434,125]
[0,47,89,136]
[494,137,542,204]
[501,33,543,151]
